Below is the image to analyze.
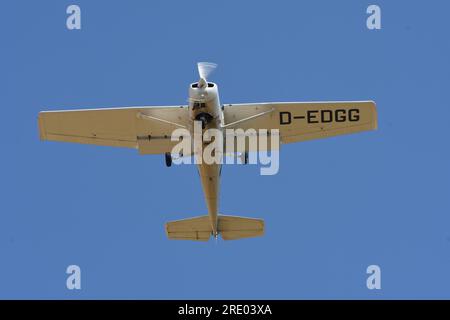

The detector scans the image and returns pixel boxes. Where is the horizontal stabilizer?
[165,214,264,241]
[165,215,211,241]
[218,215,264,240]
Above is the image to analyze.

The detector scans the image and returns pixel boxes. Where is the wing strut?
[137,112,187,128]
[221,108,274,129]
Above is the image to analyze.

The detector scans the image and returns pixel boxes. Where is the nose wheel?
[198,116,207,129]
[195,112,213,130]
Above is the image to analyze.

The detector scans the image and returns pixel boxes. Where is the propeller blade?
[197,62,217,80]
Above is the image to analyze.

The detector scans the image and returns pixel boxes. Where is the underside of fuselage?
[189,80,222,235]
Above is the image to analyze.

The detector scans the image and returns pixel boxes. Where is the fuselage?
[188,80,222,236]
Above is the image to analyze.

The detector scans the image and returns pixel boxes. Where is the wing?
[222,101,377,150]
[38,105,189,154]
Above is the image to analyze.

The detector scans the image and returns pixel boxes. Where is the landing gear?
[198,116,207,130]
[165,152,172,167]
[195,112,213,130]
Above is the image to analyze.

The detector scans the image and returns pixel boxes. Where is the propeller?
[197,62,217,88]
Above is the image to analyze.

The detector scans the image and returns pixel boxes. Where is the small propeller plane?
[38,63,377,241]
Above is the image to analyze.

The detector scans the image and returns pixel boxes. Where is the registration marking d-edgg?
[279,108,360,125]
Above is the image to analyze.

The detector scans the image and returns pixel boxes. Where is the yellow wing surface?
[222,101,377,149]
[38,106,189,154]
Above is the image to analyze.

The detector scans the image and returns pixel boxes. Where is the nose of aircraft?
[198,77,207,89]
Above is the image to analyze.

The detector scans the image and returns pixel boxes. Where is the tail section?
[165,214,264,241]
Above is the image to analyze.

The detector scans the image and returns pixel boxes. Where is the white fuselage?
[188,81,222,236]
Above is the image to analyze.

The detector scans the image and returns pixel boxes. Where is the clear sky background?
[1,0,450,299]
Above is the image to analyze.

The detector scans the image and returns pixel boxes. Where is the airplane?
[38,62,377,241]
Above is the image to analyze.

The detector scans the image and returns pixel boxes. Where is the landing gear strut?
[165,152,172,167]
[243,152,249,165]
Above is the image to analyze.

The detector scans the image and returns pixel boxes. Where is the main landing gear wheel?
[165,152,172,167]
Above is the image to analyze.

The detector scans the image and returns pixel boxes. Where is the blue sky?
[1,0,450,299]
